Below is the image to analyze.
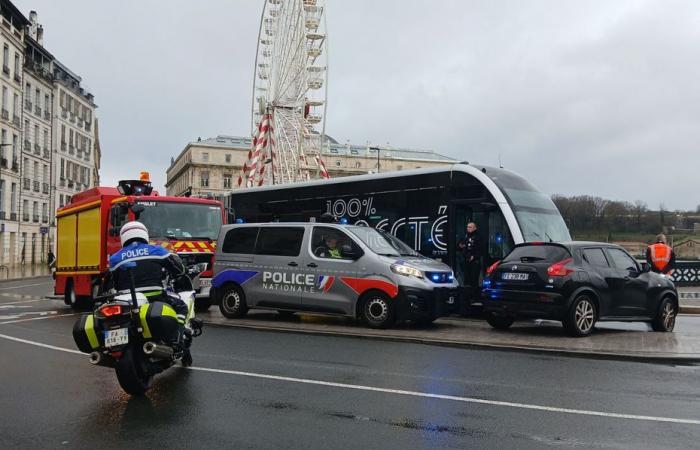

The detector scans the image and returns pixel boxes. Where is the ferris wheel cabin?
[224,164,571,273]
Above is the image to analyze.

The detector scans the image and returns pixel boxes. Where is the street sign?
[40,226,48,235]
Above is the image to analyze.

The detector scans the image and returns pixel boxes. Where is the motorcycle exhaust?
[88,351,116,368]
[143,342,174,359]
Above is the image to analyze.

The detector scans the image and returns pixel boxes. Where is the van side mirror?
[341,244,359,259]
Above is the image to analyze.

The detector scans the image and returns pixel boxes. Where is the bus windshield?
[135,201,223,240]
[502,188,571,242]
[347,226,419,257]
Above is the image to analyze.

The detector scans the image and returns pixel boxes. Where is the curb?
[201,319,700,364]
[0,274,52,284]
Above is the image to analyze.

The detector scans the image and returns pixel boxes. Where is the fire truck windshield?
[135,201,222,240]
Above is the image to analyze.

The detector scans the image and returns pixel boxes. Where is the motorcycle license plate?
[104,328,128,347]
[502,272,529,281]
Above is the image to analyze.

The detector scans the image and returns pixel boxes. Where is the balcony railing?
[61,141,66,151]
[13,73,20,83]
[69,113,76,124]
[43,110,50,120]
[59,178,65,187]
[23,139,30,149]
[32,214,39,223]
[24,100,31,111]
[22,178,30,190]
[42,215,48,223]
[34,143,40,154]
[61,109,67,119]
[1,109,8,120]
[85,122,92,132]
[12,115,19,126]
[22,213,29,222]
[2,65,8,75]
[68,145,75,155]
[35,106,41,116]
[33,181,39,192]
[12,161,18,172]
[42,183,49,194]
[0,158,6,168]
[10,212,16,221]
[0,211,4,220]
[67,180,74,188]
[43,148,49,159]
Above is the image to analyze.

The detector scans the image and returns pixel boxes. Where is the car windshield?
[135,201,223,240]
[347,226,418,257]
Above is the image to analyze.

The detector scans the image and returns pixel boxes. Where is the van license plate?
[105,328,128,347]
[502,273,529,281]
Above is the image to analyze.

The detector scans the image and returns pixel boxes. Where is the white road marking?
[0,312,79,325]
[0,299,47,305]
[0,331,698,426]
[0,282,52,291]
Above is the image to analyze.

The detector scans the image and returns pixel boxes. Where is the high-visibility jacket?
[646,243,674,274]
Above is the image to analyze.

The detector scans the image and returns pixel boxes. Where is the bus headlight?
[391,264,424,280]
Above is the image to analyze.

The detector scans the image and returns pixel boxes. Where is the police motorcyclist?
[107,221,189,328]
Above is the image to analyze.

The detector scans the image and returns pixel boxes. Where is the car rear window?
[503,244,570,263]
[221,227,259,254]
[255,227,304,257]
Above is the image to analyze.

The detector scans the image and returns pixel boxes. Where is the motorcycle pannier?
[140,301,180,344]
[73,314,103,353]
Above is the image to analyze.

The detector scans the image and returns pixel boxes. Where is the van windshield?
[347,227,418,257]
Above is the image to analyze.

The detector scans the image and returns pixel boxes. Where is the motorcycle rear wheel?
[115,345,153,395]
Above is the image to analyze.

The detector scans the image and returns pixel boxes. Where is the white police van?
[211,223,460,328]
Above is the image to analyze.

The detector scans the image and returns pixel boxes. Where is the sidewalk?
[678,286,700,314]
[200,309,700,362]
[0,264,51,281]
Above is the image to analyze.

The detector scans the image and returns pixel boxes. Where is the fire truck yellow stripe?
[56,199,103,218]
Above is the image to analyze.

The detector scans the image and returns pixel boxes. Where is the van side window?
[256,227,304,257]
[582,248,609,267]
[222,227,258,254]
[312,227,354,259]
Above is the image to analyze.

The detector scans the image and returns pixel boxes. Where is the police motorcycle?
[72,263,205,395]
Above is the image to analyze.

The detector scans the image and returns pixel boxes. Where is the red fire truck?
[54,175,224,310]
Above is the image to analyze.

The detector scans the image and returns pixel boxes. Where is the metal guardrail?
[671,261,700,287]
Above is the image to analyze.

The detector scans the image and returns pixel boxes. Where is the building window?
[2,45,8,71]
[10,183,16,212]
[60,158,64,178]
[13,93,18,117]
[0,129,6,160]
[200,171,209,187]
[0,180,4,212]
[35,88,40,108]
[223,174,232,189]
[44,94,49,113]
[225,154,231,163]
[12,135,17,162]
[1,86,6,110]
[202,152,209,162]
[14,53,19,77]
[61,125,66,144]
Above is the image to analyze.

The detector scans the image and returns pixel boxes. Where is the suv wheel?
[486,313,514,330]
[651,297,676,332]
[218,284,248,318]
[563,294,597,337]
[361,293,395,329]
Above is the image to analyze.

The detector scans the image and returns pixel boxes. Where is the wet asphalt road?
[1,277,700,449]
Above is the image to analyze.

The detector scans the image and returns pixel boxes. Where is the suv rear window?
[221,227,259,254]
[255,227,304,257]
[503,244,570,263]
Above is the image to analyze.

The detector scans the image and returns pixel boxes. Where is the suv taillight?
[486,261,500,275]
[547,258,574,277]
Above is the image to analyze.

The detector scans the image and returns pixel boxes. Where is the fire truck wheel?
[65,281,91,311]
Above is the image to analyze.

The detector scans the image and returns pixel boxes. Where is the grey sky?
[14,0,700,210]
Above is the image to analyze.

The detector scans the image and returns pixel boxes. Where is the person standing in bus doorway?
[646,234,675,275]
[458,222,484,301]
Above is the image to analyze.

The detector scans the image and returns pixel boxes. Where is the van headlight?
[391,264,424,279]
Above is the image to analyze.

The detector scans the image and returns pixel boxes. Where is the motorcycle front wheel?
[115,345,153,395]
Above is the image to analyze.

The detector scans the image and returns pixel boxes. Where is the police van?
[210,223,460,328]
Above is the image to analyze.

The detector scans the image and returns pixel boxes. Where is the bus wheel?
[361,292,395,329]
[218,284,248,318]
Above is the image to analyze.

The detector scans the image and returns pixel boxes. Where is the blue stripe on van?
[212,269,259,288]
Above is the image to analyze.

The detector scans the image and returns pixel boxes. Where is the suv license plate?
[105,328,128,347]
[502,272,529,281]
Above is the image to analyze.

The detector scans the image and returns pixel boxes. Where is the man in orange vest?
[646,234,675,275]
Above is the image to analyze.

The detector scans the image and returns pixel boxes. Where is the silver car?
[210,223,460,328]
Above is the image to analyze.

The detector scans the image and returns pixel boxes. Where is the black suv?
[482,242,678,337]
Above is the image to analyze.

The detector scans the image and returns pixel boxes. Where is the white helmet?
[120,221,149,246]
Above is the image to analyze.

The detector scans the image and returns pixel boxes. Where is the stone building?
[0,2,99,266]
[165,135,457,197]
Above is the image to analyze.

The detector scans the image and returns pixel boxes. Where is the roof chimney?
[28,11,43,45]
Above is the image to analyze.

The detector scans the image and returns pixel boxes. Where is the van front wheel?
[361,292,395,329]
[218,284,248,319]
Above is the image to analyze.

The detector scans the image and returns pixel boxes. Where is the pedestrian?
[47,250,56,269]
[457,222,484,301]
[646,234,675,275]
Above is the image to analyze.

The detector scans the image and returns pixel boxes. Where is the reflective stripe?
[161,304,177,319]
[139,304,152,338]
[117,286,164,294]
[84,315,99,349]
[143,291,163,298]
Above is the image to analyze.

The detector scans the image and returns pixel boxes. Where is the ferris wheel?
[241,0,329,187]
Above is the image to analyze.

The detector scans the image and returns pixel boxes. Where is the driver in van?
[315,234,343,259]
